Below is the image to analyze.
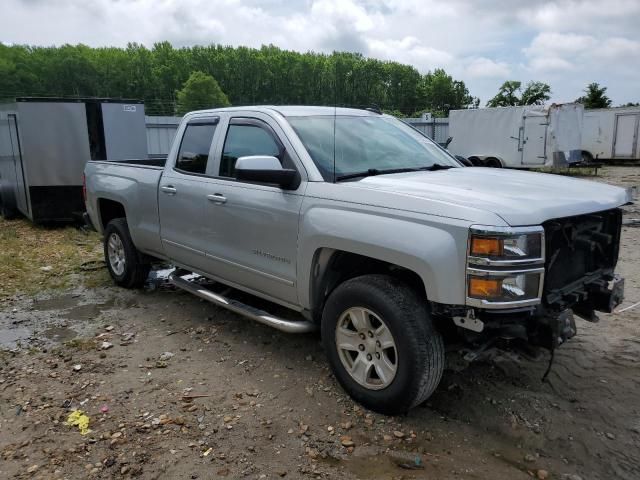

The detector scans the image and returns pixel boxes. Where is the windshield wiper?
[335,164,453,181]
[424,163,454,171]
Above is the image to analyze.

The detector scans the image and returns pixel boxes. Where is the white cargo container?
[582,106,640,161]
[448,104,584,168]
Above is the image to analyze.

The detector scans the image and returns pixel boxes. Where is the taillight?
[82,173,87,203]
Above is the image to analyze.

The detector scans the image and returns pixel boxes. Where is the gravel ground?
[1,166,639,480]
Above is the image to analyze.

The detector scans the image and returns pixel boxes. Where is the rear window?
[175,122,217,174]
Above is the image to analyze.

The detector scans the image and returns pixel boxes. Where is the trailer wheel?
[321,274,445,415]
[581,151,594,164]
[104,218,150,288]
[485,157,502,168]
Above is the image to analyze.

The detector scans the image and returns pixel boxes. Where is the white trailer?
[582,106,640,161]
[448,104,584,168]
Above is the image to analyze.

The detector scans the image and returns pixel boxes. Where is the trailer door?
[101,103,147,160]
[612,113,639,159]
[521,115,547,165]
[8,114,29,215]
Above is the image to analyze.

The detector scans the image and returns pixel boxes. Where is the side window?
[220,123,281,178]
[175,122,217,174]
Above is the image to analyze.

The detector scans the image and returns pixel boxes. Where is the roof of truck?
[189,105,382,117]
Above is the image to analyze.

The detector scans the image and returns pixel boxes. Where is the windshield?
[287,115,460,181]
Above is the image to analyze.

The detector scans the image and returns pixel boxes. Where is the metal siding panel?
[144,115,181,156]
[17,101,91,186]
[102,103,148,159]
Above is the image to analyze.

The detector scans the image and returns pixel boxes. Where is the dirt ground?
[1,166,639,480]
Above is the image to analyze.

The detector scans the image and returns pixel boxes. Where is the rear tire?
[321,274,445,415]
[104,218,150,288]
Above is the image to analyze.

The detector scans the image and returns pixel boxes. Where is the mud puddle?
[41,325,78,342]
[0,326,32,349]
[61,300,114,320]
[31,294,80,311]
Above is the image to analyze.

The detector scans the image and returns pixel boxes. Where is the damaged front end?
[440,208,625,362]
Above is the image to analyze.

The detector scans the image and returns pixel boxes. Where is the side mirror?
[235,156,298,189]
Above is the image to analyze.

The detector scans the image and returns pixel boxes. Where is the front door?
[521,115,547,165]
[201,115,305,305]
[158,117,220,271]
[613,114,639,159]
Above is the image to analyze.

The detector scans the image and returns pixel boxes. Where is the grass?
[0,217,109,303]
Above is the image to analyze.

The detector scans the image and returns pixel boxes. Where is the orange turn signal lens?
[468,277,502,298]
[470,237,503,256]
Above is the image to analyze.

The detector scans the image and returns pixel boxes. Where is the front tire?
[103,218,150,288]
[322,274,445,415]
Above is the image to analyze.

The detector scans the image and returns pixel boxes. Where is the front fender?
[297,204,471,308]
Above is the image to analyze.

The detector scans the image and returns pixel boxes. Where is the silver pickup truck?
[84,106,630,414]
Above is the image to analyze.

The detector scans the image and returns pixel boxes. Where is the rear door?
[158,117,220,270]
[200,114,305,305]
[612,114,639,159]
[521,115,548,165]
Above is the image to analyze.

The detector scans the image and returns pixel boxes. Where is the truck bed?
[95,156,167,168]
[84,158,166,259]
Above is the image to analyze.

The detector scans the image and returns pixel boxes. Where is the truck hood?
[355,167,628,226]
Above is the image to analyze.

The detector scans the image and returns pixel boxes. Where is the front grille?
[542,208,622,305]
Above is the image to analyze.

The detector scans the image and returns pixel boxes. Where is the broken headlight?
[466,226,545,308]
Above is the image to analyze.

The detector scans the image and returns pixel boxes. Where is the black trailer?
[0,97,147,223]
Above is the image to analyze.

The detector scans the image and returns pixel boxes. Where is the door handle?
[207,193,227,204]
[161,185,177,195]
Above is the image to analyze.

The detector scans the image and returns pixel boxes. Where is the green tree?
[419,69,477,116]
[176,71,230,114]
[0,42,476,116]
[520,81,551,105]
[486,80,522,107]
[487,80,551,107]
[575,83,612,109]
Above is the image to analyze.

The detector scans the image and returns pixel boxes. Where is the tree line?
[0,42,477,116]
[486,80,635,110]
[0,42,634,116]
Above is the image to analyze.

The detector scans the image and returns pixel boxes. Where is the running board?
[169,273,317,334]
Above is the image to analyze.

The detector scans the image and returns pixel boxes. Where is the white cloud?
[0,0,638,105]
[464,57,511,78]
[524,32,596,57]
[310,0,378,32]
[594,37,640,60]
[367,36,454,71]
[528,56,574,72]
[518,0,640,33]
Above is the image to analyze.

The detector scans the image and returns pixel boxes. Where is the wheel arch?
[298,209,467,314]
[307,248,428,322]
[98,197,127,230]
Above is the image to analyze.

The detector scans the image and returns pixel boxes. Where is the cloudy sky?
[2,0,639,104]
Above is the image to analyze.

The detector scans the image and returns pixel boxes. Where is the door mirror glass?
[235,155,298,189]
